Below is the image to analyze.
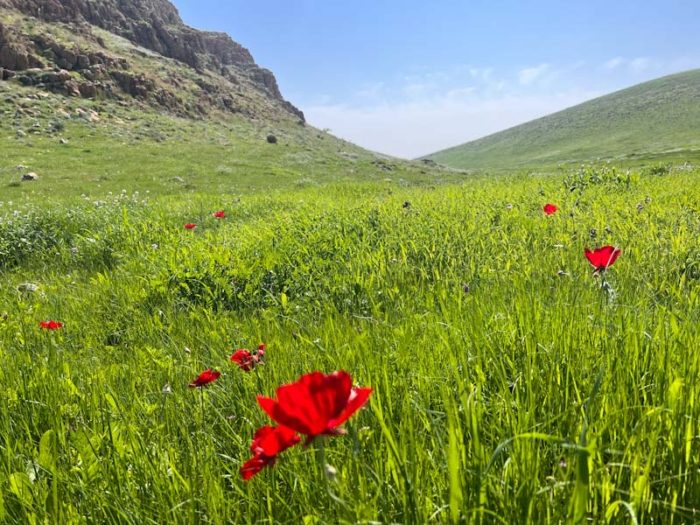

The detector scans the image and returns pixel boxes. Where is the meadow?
[0,158,699,524]
[428,69,700,170]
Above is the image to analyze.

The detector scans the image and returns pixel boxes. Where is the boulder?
[41,69,71,85]
[79,82,97,98]
[55,48,77,70]
[21,172,39,181]
[266,134,278,144]
[76,54,90,69]
[64,80,81,97]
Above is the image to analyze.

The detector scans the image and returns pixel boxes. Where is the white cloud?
[468,67,494,81]
[403,82,435,99]
[445,87,476,100]
[305,89,601,159]
[629,57,651,72]
[355,82,386,100]
[518,63,550,85]
[602,56,653,73]
[299,56,700,159]
[604,57,625,70]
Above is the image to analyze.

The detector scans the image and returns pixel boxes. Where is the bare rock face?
[0,0,304,120]
[0,22,43,71]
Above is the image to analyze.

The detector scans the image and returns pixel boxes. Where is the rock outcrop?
[0,0,304,120]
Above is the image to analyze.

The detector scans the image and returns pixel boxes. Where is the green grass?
[427,69,700,170]
[0,80,462,202]
[1,162,699,523]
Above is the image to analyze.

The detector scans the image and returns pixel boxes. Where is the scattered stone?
[59,138,69,144]
[15,130,26,138]
[372,159,395,172]
[17,282,39,293]
[21,172,39,181]
[266,134,278,144]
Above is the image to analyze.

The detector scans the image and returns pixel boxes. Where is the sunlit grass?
[0,169,698,523]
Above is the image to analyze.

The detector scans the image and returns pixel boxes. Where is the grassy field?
[427,69,700,170]
[1,147,699,523]
[0,79,461,202]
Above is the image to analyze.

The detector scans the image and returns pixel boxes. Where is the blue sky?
[171,0,700,158]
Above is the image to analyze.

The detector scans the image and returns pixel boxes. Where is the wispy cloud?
[355,82,386,100]
[604,57,625,70]
[602,56,654,72]
[305,89,600,159]
[300,56,700,159]
[518,63,550,86]
[629,57,651,72]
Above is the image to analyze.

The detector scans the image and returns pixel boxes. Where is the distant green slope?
[427,69,700,169]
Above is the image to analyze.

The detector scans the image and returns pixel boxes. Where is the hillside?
[0,0,305,120]
[427,69,700,169]
[0,0,452,200]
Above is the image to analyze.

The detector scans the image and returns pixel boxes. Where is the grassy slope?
[427,69,700,169]
[0,167,699,523]
[0,80,459,201]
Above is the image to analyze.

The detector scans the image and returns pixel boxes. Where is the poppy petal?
[251,425,300,456]
[240,455,271,480]
[257,395,314,435]
[329,387,373,429]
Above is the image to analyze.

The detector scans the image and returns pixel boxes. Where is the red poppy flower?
[213,210,225,219]
[231,344,266,372]
[184,223,196,230]
[188,369,221,388]
[543,203,558,215]
[240,425,300,480]
[40,320,63,330]
[584,245,621,272]
[231,349,256,371]
[257,371,372,443]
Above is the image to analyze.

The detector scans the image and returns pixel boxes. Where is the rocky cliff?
[0,0,304,121]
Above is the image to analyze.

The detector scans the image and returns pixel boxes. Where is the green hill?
[0,2,452,200]
[427,69,700,169]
